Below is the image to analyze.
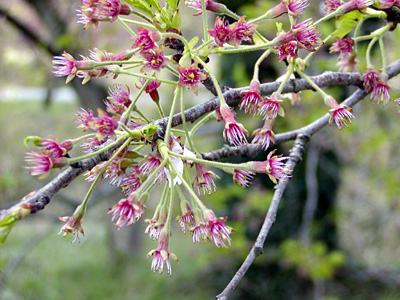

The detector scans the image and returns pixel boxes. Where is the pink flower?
[337,54,359,72]
[208,16,232,47]
[105,84,131,115]
[216,105,248,146]
[326,96,355,129]
[233,169,255,187]
[240,79,263,114]
[25,152,68,177]
[121,166,142,194]
[74,108,95,131]
[251,118,275,151]
[140,153,166,183]
[108,193,145,229]
[52,52,95,83]
[363,68,380,93]
[267,0,309,18]
[177,62,208,95]
[37,137,73,158]
[339,0,374,14]
[137,78,162,102]
[185,0,227,15]
[329,37,354,61]
[59,210,85,243]
[248,149,290,184]
[91,109,119,139]
[274,41,298,63]
[229,16,257,47]
[132,27,160,52]
[379,0,397,9]
[190,223,210,243]
[258,92,285,120]
[147,231,179,275]
[371,79,391,105]
[204,210,234,248]
[177,205,195,234]
[77,0,131,29]
[141,47,168,72]
[193,163,219,194]
[275,19,322,52]
[322,0,343,14]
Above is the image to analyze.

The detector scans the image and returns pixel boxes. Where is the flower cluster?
[209,16,257,47]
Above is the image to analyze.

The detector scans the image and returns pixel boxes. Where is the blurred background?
[1,0,400,299]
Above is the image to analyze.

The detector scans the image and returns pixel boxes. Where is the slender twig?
[216,133,310,300]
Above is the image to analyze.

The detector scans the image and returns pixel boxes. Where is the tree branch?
[2,60,400,227]
[216,133,310,300]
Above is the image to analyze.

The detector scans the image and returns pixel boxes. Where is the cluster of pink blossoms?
[363,69,392,106]
[208,16,257,47]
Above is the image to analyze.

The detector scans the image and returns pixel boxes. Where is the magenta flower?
[363,68,380,93]
[37,137,73,158]
[326,96,355,129]
[105,84,131,115]
[77,0,131,29]
[139,153,166,182]
[208,16,232,47]
[177,205,195,234]
[191,223,210,243]
[216,104,248,146]
[177,62,208,95]
[275,19,322,52]
[147,231,179,275]
[251,118,275,151]
[240,79,263,114]
[25,152,68,177]
[338,0,374,14]
[329,37,354,61]
[233,169,255,187]
[379,0,397,9]
[204,209,233,248]
[267,0,309,18]
[337,54,359,72]
[322,0,343,14]
[121,166,142,194]
[229,16,257,47]
[91,109,118,139]
[141,47,168,73]
[74,108,95,131]
[371,79,391,105]
[108,194,145,229]
[132,27,160,52]
[258,92,285,120]
[52,52,95,83]
[185,0,227,15]
[193,163,219,194]
[248,149,290,184]
[274,41,298,63]
[137,78,162,102]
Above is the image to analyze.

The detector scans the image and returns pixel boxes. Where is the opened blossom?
[329,37,354,61]
[233,169,255,187]
[77,0,131,29]
[147,231,178,275]
[229,16,257,47]
[106,84,131,114]
[275,41,298,63]
[204,209,233,248]
[132,27,160,52]
[363,68,380,93]
[326,96,355,130]
[52,52,95,83]
[216,104,248,146]
[141,47,168,72]
[240,79,263,114]
[258,92,285,120]
[266,0,309,18]
[371,79,391,105]
[177,204,195,234]
[177,62,208,95]
[251,118,275,151]
[25,152,68,177]
[193,163,219,194]
[59,207,85,243]
[108,193,145,229]
[208,16,232,47]
[248,150,290,184]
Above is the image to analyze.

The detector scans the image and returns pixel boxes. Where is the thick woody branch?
[216,133,310,300]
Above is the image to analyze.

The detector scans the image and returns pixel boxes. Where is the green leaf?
[0,215,18,244]
[146,0,160,12]
[333,10,364,38]
[124,0,154,17]
[24,136,42,148]
[165,0,178,11]
[188,37,199,50]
